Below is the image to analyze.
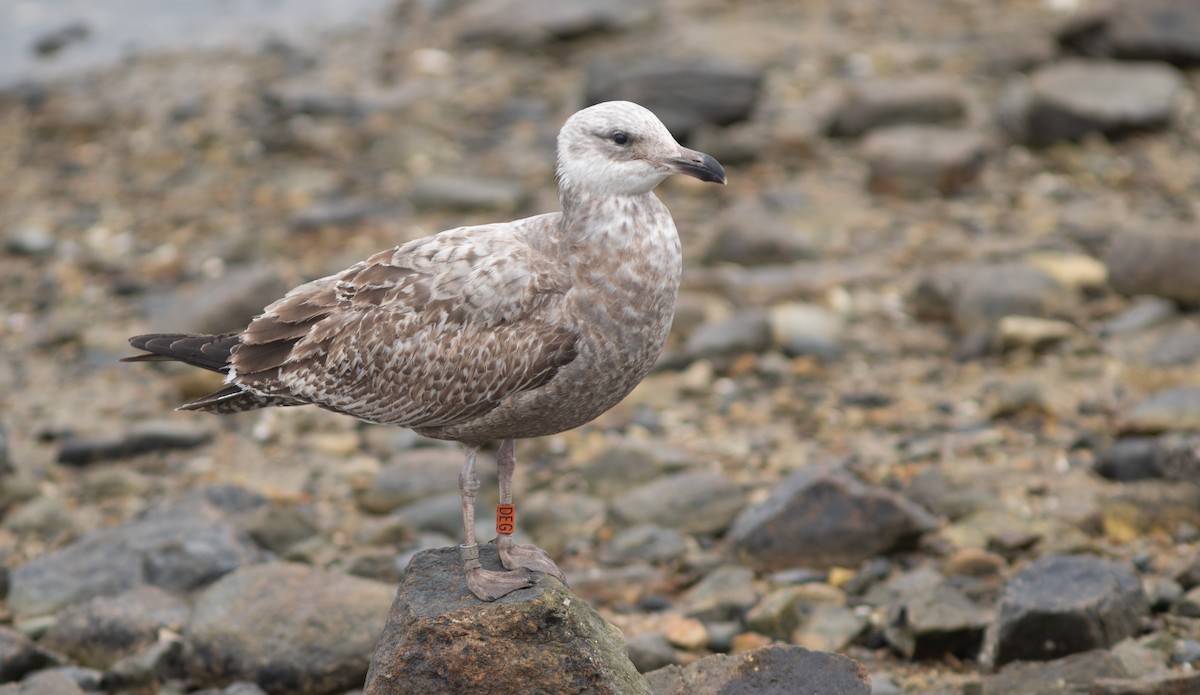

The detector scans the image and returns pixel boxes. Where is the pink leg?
[495,438,566,584]
[459,445,532,600]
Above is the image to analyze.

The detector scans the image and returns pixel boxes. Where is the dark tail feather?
[122,333,240,373]
[180,384,301,414]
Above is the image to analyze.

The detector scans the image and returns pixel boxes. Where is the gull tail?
[123,333,240,372]
[123,333,300,414]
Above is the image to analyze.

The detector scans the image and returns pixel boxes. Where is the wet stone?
[791,604,869,653]
[391,492,464,537]
[191,683,270,695]
[644,644,870,695]
[1057,0,1200,67]
[288,199,385,233]
[244,503,319,555]
[2,494,77,538]
[1144,576,1183,612]
[577,441,695,500]
[456,0,660,47]
[0,670,87,695]
[702,198,816,267]
[676,565,758,622]
[4,226,56,257]
[1000,59,1185,147]
[768,302,843,361]
[1175,585,1200,618]
[1175,552,1200,590]
[1101,297,1178,337]
[146,264,294,335]
[684,310,771,362]
[1092,671,1200,695]
[585,60,763,138]
[102,635,185,692]
[1139,322,1200,368]
[358,448,478,514]
[0,625,60,682]
[883,583,989,660]
[981,554,1148,669]
[1122,387,1200,433]
[1106,225,1200,307]
[40,585,190,669]
[520,490,606,558]
[728,467,938,571]
[828,77,967,138]
[1171,638,1200,666]
[609,470,744,536]
[185,562,393,695]
[1101,480,1200,540]
[364,545,650,695]
[625,632,680,674]
[410,175,526,213]
[7,502,260,618]
[997,316,1077,352]
[861,125,990,197]
[601,524,689,565]
[1095,438,1166,482]
[981,649,1136,694]
[910,262,1068,332]
[57,420,214,467]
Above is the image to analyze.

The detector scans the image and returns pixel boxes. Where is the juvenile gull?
[124,101,726,601]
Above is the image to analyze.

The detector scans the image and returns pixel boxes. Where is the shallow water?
[0,0,393,85]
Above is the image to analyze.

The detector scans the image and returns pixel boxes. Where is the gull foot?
[461,543,533,601]
[498,535,567,585]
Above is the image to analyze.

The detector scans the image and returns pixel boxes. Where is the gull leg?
[495,438,567,584]
[459,444,532,601]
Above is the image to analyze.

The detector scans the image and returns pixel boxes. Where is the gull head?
[556,101,726,197]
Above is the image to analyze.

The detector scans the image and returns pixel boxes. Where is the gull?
[124,100,726,600]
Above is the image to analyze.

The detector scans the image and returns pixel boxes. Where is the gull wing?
[230,218,578,427]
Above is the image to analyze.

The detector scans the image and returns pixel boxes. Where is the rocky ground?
[3,0,1200,693]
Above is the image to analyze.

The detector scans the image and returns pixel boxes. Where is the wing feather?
[230,219,577,427]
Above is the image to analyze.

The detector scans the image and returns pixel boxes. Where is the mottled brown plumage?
[126,101,726,600]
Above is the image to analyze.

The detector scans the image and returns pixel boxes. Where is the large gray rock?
[1000,59,1184,147]
[609,471,745,535]
[883,583,989,660]
[364,545,650,695]
[729,468,938,571]
[1058,0,1200,67]
[585,60,762,138]
[456,0,660,47]
[40,585,189,669]
[7,503,260,618]
[981,555,1148,669]
[910,262,1069,331]
[827,76,968,138]
[410,175,526,213]
[184,563,393,695]
[1122,387,1200,433]
[702,198,816,267]
[358,448,479,514]
[0,671,87,695]
[57,420,214,466]
[684,311,772,361]
[981,649,1139,695]
[1106,225,1200,307]
[0,626,59,682]
[861,125,989,197]
[644,645,870,695]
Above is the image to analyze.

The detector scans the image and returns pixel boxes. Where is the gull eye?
[611,131,629,145]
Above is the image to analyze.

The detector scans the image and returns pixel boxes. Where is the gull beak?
[665,147,727,185]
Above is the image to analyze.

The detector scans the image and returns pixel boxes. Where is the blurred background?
[2,0,1200,693]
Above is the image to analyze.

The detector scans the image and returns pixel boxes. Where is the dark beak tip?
[673,150,726,185]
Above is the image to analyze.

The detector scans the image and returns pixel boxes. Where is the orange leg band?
[496,504,515,535]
